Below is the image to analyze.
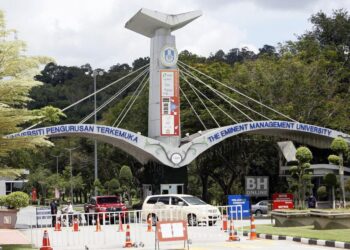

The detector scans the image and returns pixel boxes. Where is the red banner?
[160,70,180,136]
[272,193,294,210]
[31,188,37,202]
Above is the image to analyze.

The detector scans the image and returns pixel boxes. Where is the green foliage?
[329,137,349,207]
[289,146,313,209]
[0,10,64,157]
[324,173,337,187]
[0,195,6,206]
[105,178,120,195]
[120,165,133,187]
[296,147,313,163]
[317,186,328,199]
[330,137,349,154]
[4,191,29,209]
[328,154,340,164]
[93,179,105,195]
[346,179,350,192]
[32,106,66,123]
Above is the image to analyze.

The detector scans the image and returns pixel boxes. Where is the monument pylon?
[125,8,202,147]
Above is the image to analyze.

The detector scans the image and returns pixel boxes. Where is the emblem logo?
[160,46,178,67]
[171,153,182,164]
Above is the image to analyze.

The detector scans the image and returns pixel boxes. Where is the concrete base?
[311,210,350,229]
[0,209,18,229]
[271,211,314,227]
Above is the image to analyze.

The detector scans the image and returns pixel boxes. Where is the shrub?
[328,154,339,164]
[317,186,327,200]
[5,191,29,209]
[0,195,6,207]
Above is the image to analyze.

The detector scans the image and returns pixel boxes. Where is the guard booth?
[160,184,184,194]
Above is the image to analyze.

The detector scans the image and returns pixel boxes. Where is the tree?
[104,178,121,195]
[289,146,313,209]
[0,10,64,157]
[323,173,337,209]
[345,178,350,193]
[120,165,133,206]
[329,137,349,207]
[93,179,105,196]
[317,186,327,200]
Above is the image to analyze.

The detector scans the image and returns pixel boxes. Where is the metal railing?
[19,205,243,248]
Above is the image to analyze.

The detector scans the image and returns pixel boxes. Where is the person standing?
[307,195,317,208]
[50,199,58,227]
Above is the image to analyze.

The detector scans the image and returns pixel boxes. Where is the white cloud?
[2,0,350,69]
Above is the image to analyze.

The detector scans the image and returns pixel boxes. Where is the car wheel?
[208,220,216,226]
[255,210,262,216]
[187,214,197,226]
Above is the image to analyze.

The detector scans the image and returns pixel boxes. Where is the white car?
[142,194,220,226]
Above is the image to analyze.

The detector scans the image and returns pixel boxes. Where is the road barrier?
[124,224,133,248]
[39,230,53,250]
[249,214,257,240]
[20,205,243,249]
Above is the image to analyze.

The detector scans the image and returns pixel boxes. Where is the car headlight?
[208,209,218,213]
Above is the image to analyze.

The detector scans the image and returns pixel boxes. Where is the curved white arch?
[178,120,350,166]
[6,124,176,167]
[6,121,350,168]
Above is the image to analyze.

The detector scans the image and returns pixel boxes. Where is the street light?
[50,154,63,175]
[64,146,79,204]
[91,69,104,196]
[50,153,63,200]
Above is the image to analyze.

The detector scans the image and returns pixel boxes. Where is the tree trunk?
[200,175,209,202]
[332,186,335,209]
[339,153,346,208]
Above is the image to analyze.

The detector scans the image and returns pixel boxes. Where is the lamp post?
[91,69,104,196]
[50,154,62,200]
[64,146,79,203]
[50,154,62,175]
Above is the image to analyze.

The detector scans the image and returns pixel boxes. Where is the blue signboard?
[227,195,250,219]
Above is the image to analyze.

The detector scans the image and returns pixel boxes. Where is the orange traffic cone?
[54,219,61,232]
[95,218,102,232]
[146,216,153,232]
[72,217,79,232]
[249,214,257,240]
[221,214,228,231]
[118,213,124,232]
[124,224,133,248]
[227,218,239,241]
[40,230,53,250]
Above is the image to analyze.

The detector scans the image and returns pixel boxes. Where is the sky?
[2,0,350,70]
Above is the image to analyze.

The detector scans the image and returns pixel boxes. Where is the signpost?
[155,220,189,250]
[245,176,269,197]
[227,195,250,219]
[36,207,52,227]
[272,193,294,210]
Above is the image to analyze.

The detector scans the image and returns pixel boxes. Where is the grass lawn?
[253,225,350,243]
[0,245,37,250]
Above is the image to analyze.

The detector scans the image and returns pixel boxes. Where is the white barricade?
[20,205,243,249]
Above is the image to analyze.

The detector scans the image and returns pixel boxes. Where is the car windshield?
[97,197,120,204]
[182,196,207,205]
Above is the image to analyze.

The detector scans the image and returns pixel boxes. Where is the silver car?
[251,200,271,216]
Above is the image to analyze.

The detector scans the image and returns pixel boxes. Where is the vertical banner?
[31,187,37,202]
[160,70,180,136]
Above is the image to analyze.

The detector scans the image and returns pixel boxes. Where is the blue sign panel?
[228,195,250,219]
